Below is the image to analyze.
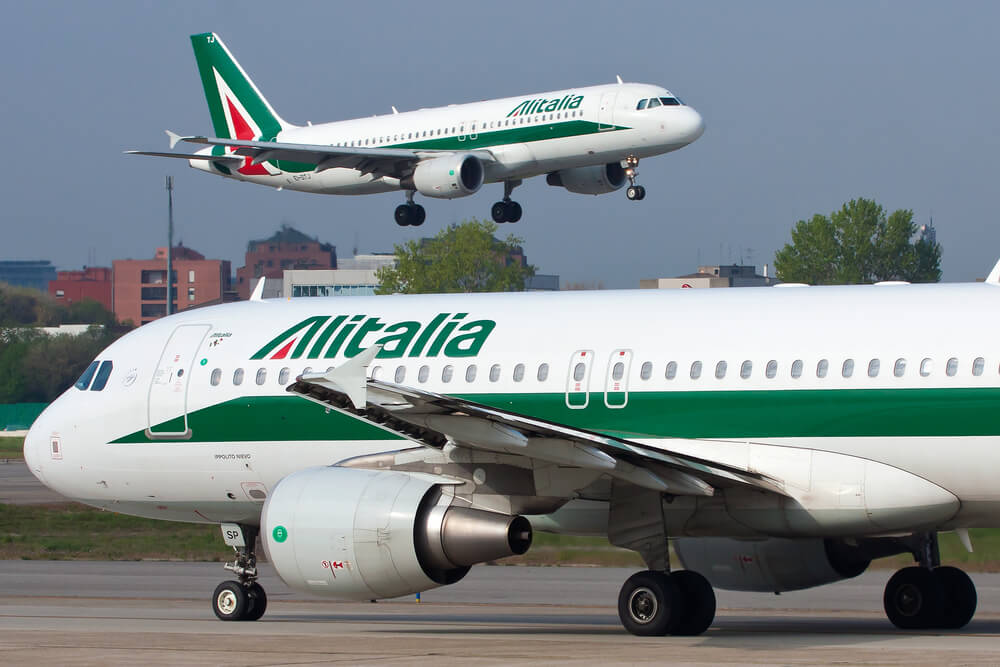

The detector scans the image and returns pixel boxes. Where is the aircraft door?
[565,350,594,409]
[604,349,633,409]
[147,324,210,437]
[598,92,618,130]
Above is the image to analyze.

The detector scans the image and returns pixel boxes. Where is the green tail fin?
[189,32,292,140]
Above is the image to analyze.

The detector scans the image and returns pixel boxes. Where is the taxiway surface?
[1,562,999,665]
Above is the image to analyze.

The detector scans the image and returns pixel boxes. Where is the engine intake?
[261,466,531,600]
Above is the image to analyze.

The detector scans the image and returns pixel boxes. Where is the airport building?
[0,260,57,292]
[641,264,776,289]
[113,245,232,326]
[48,266,113,311]
[235,225,337,300]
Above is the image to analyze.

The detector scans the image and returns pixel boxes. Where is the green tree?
[774,198,941,284]
[376,219,536,294]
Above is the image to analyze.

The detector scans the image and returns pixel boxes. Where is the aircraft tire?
[635,186,646,200]
[617,570,682,636]
[213,580,249,621]
[935,566,977,629]
[626,186,639,201]
[505,201,522,223]
[671,570,716,636]
[244,582,268,621]
[394,204,412,226]
[491,202,508,223]
[884,566,942,629]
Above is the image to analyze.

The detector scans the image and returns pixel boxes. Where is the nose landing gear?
[622,155,645,201]
[213,524,267,621]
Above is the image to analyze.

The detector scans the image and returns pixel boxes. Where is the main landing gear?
[618,569,716,636]
[623,155,646,201]
[883,532,977,630]
[491,179,523,223]
[394,191,426,227]
[213,524,267,621]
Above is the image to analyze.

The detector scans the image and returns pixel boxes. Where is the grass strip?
[0,437,24,459]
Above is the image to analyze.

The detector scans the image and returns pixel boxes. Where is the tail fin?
[190,33,293,141]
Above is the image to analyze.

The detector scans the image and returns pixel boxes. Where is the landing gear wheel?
[634,185,646,200]
[884,566,942,629]
[491,201,508,223]
[213,580,249,621]
[244,581,268,621]
[394,204,413,226]
[626,185,641,201]
[617,571,681,636]
[410,204,426,226]
[935,566,977,629]
[505,201,522,223]
[671,570,716,636]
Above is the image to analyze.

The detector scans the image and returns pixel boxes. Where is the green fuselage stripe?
[113,387,1000,444]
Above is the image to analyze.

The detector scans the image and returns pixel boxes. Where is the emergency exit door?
[565,350,594,409]
[604,349,633,409]
[147,324,210,437]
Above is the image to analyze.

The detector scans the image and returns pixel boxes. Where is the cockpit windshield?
[74,361,99,390]
[636,96,683,110]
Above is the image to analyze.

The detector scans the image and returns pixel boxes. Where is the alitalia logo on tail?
[507,95,584,117]
[251,313,497,361]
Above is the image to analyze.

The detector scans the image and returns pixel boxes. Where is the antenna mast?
[166,176,174,316]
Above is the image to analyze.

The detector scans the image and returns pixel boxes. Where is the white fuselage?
[24,283,1000,536]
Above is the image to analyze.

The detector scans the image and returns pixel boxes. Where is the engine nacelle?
[545,163,626,195]
[405,154,484,199]
[673,537,870,593]
[261,466,531,600]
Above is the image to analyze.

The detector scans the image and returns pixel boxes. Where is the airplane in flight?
[128,33,705,227]
[24,271,1000,635]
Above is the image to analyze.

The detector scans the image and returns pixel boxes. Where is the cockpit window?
[660,97,681,106]
[75,361,99,390]
[647,97,661,109]
[636,99,647,110]
[90,361,113,391]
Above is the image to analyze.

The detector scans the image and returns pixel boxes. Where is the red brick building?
[113,245,232,326]
[48,267,113,311]
[236,225,337,300]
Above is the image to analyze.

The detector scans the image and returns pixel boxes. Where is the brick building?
[113,245,231,326]
[235,225,337,300]
[48,267,113,311]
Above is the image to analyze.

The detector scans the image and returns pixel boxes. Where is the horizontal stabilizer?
[123,150,242,164]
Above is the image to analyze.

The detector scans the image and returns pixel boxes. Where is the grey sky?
[4,1,999,286]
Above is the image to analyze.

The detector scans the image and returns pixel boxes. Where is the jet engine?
[405,154,484,199]
[545,163,626,195]
[673,537,872,593]
[261,467,531,600]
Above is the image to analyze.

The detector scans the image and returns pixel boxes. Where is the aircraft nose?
[681,106,705,142]
[23,413,49,484]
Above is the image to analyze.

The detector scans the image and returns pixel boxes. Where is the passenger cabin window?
[868,359,880,378]
[817,359,829,378]
[573,363,586,381]
[442,365,454,382]
[537,363,549,381]
[919,358,932,377]
[394,366,406,383]
[278,367,290,385]
[418,365,430,383]
[690,361,702,380]
[233,368,244,386]
[371,366,383,380]
[842,359,855,378]
[90,361,113,391]
[75,361,100,390]
[740,360,752,379]
[210,368,222,386]
[612,362,625,381]
[894,358,906,378]
[465,364,477,382]
[766,360,778,379]
[715,361,727,379]
[973,357,985,376]
[513,363,525,382]
[255,368,267,385]
[791,359,803,378]
[640,362,652,380]
[490,364,501,382]
[665,361,677,380]
[946,357,959,377]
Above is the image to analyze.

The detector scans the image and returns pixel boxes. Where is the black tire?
[626,186,639,201]
[635,186,647,201]
[617,571,682,636]
[935,566,977,629]
[491,201,508,223]
[506,201,523,223]
[412,205,426,227]
[671,570,716,636]
[213,580,248,621]
[884,566,942,629]
[244,582,268,621]
[394,204,412,226]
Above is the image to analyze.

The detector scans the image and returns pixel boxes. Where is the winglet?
[302,345,382,410]
[165,130,184,150]
[250,277,266,301]
[986,259,1000,285]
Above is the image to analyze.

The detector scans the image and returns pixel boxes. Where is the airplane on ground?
[24,271,1000,636]
[127,33,705,227]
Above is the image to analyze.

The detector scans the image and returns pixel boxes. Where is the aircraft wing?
[153,133,497,178]
[286,353,780,499]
